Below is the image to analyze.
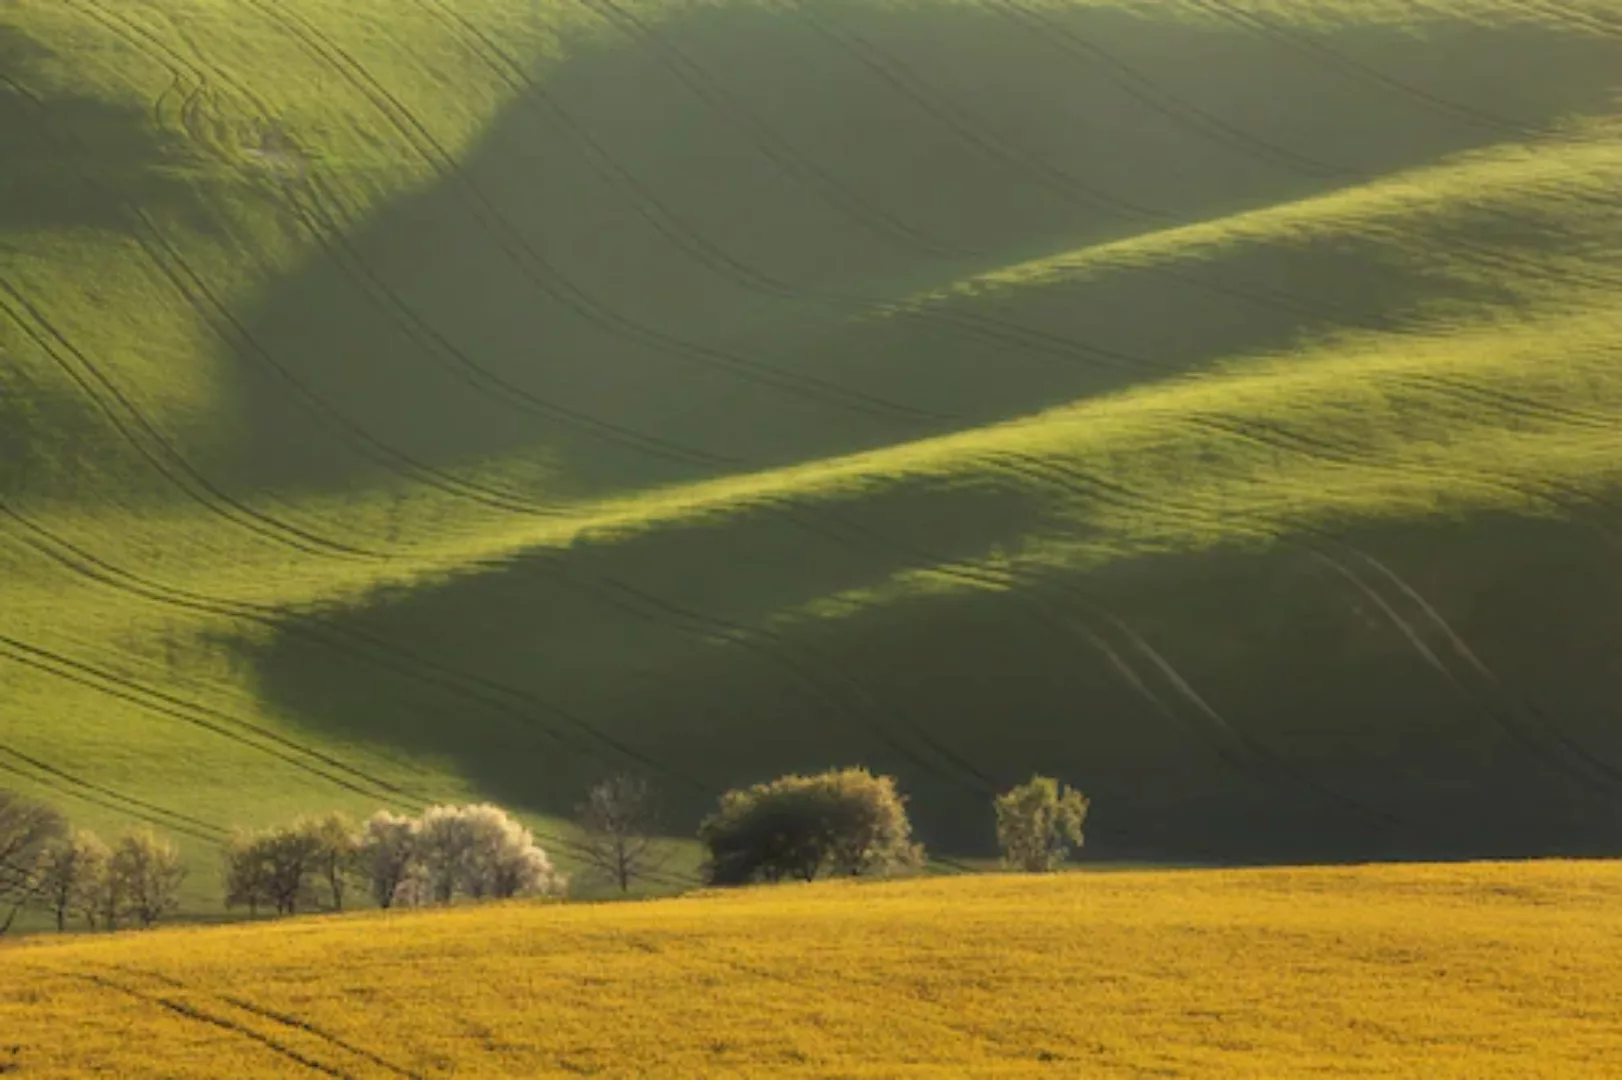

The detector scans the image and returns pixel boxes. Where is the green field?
[4,0,1622,910]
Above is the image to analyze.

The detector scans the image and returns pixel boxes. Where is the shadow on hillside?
[0,26,200,237]
[236,472,1056,822]
[0,25,215,494]
[219,1,1622,497]
[239,483,1622,863]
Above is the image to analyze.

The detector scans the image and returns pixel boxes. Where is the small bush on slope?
[995,775,1090,873]
[699,767,922,886]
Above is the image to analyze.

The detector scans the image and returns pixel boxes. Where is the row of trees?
[224,804,565,916]
[3,769,1089,934]
[0,791,186,933]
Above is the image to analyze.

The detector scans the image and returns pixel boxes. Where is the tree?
[415,805,474,904]
[698,768,922,887]
[993,775,1090,873]
[299,813,358,912]
[109,829,186,928]
[817,768,925,878]
[223,817,357,917]
[82,849,126,932]
[33,829,109,933]
[415,804,564,904]
[223,829,310,916]
[0,789,67,933]
[575,775,667,893]
[222,830,275,916]
[357,810,419,910]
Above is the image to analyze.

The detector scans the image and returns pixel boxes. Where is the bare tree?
[0,789,66,933]
[33,829,109,933]
[110,829,186,928]
[575,775,668,893]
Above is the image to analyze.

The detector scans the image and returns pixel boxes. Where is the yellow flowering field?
[5,862,1622,1077]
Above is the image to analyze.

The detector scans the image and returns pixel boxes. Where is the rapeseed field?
[6,862,1622,1077]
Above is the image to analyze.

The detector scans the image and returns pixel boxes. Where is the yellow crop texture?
[6,863,1622,1077]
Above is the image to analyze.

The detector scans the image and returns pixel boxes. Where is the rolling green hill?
[3,0,1621,907]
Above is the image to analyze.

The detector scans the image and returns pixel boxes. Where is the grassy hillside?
[3,0,1622,904]
[7,862,1622,1076]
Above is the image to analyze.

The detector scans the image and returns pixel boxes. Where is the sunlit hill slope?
[3,0,1622,894]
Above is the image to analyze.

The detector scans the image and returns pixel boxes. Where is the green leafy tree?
[699,768,922,886]
[224,815,358,917]
[994,776,1090,873]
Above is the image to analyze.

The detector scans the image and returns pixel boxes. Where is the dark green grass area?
[213,1,1621,498]
[0,23,208,236]
[242,491,1622,863]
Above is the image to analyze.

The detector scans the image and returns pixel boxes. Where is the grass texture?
[3,0,1622,906]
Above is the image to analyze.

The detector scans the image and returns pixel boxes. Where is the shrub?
[699,767,922,886]
[994,775,1090,873]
